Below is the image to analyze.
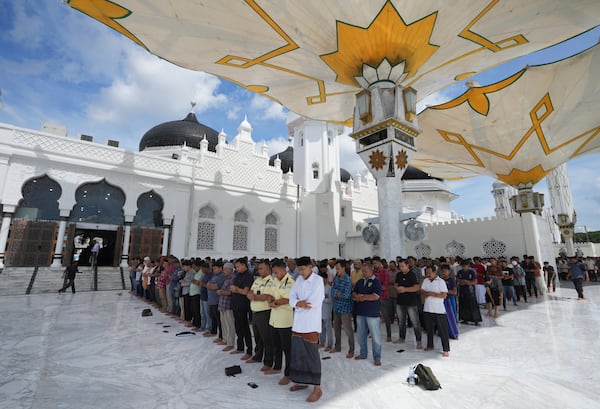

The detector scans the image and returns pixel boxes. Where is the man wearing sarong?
[289,256,324,403]
[457,260,482,325]
[456,260,480,325]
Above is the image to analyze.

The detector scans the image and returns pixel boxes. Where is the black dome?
[402,166,443,181]
[269,146,294,173]
[340,168,352,183]
[139,112,220,152]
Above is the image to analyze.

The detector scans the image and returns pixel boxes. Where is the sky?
[0,1,598,231]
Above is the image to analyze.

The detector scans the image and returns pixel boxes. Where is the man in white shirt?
[288,256,324,403]
[89,240,100,268]
[421,265,450,357]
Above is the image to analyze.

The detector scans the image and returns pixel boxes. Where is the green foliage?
[574,231,600,243]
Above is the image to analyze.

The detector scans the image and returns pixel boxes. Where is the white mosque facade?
[0,112,460,268]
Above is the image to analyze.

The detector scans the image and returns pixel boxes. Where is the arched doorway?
[6,175,61,266]
[68,179,125,267]
[130,191,164,260]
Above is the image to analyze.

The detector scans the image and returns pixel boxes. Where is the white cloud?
[249,95,287,120]
[260,136,290,157]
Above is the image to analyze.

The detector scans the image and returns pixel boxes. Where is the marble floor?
[1,282,598,409]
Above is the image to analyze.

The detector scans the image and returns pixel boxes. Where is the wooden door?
[6,220,57,267]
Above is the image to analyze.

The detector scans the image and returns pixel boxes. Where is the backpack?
[414,363,441,390]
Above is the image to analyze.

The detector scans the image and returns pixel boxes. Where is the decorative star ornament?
[369,149,387,171]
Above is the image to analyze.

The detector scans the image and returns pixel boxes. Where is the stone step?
[0,266,125,295]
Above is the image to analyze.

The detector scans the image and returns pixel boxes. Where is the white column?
[376,175,405,260]
[51,217,68,267]
[120,222,132,267]
[0,211,13,269]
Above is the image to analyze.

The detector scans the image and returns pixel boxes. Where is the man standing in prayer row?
[217,263,236,351]
[246,259,274,367]
[421,265,450,357]
[230,258,254,360]
[372,257,393,342]
[289,256,324,403]
[394,260,422,349]
[266,258,295,386]
[457,260,482,325]
[353,262,382,366]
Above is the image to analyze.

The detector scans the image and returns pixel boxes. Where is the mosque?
[0,110,459,269]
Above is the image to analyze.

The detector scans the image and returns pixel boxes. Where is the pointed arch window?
[197,205,216,250]
[233,209,249,251]
[264,212,279,253]
[133,191,164,227]
[69,179,125,224]
[14,175,61,221]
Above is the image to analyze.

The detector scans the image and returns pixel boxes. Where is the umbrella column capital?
[350,85,421,259]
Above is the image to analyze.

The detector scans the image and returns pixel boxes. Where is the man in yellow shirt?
[265,258,295,386]
[246,259,274,368]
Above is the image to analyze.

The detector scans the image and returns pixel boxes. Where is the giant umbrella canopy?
[414,44,600,186]
[67,0,599,130]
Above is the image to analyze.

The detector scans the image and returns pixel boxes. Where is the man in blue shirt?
[330,259,354,358]
[567,257,589,300]
[352,262,382,366]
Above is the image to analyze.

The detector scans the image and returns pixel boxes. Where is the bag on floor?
[225,365,242,377]
[414,363,441,390]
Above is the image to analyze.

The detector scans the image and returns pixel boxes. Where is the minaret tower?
[546,163,576,256]
[492,182,517,219]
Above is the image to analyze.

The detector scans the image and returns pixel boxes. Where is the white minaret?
[547,163,576,256]
[288,112,342,194]
[288,112,345,258]
[491,181,516,219]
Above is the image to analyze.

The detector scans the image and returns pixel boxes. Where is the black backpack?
[414,363,442,390]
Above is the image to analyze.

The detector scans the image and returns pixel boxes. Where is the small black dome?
[340,168,352,183]
[139,112,220,152]
[269,146,294,173]
[402,166,443,181]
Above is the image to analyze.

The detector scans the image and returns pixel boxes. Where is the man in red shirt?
[471,257,487,305]
[372,257,393,342]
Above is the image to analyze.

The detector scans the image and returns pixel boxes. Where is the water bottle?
[407,365,416,387]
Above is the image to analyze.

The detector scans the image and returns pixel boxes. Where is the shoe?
[346,352,354,359]
[354,355,366,360]
[278,376,290,385]
[374,360,381,366]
